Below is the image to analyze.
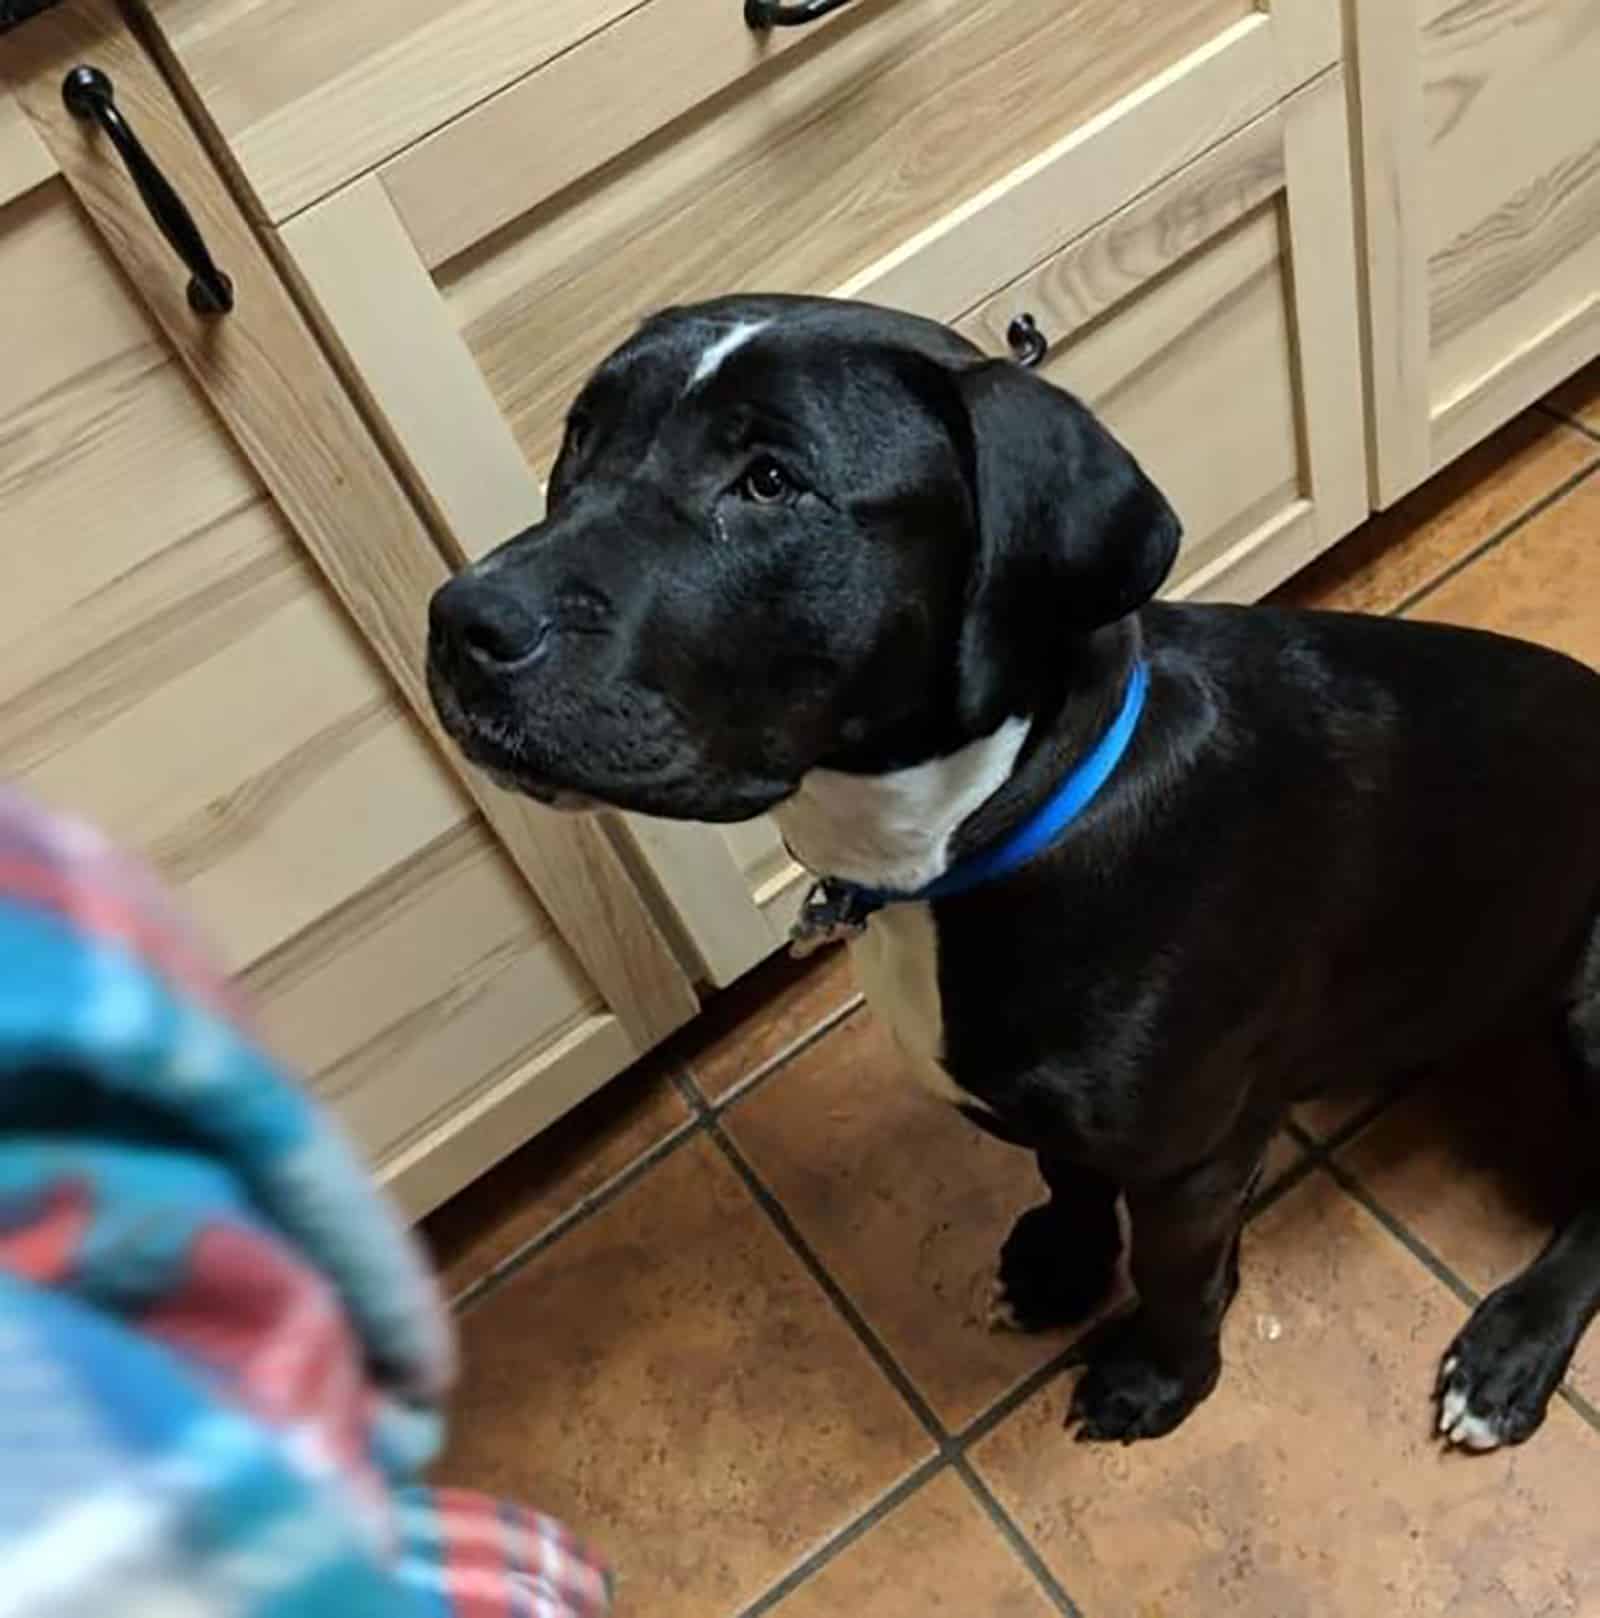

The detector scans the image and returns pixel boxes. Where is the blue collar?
[790,661,1150,953]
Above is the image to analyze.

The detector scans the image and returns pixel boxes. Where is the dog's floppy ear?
[953,359,1181,732]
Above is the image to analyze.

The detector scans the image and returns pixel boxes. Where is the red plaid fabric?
[396,1489,614,1618]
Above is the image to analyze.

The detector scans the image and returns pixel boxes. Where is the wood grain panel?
[384,0,863,272]
[395,0,1251,273]
[838,16,1280,328]
[976,207,1304,591]
[142,0,641,222]
[1422,0,1600,407]
[1351,0,1432,502]
[0,174,472,972]
[246,823,602,1166]
[954,104,1286,352]
[0,84,53,206]
[444,0,1252,472]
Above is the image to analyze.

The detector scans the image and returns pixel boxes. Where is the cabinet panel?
[244,825,617,1214]
[0,178,463,971]
[143,0,640,222]
[439,0,1252,477]
[1355,0,1600,502]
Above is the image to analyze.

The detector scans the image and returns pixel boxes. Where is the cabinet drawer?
[147,0,1250,234]
[416,0,1251,475]
[143,0,640,223]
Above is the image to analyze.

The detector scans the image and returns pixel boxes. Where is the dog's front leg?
[1066,1143,1262,1443]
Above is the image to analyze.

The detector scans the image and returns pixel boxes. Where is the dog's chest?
[848,904,972,1108]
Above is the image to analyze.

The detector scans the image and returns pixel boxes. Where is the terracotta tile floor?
[426,390,1600,1618]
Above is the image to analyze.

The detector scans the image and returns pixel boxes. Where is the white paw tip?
[1448,1409,1503,1452]
[986,1282,1024,1334]
[1438,1388,1466,1435]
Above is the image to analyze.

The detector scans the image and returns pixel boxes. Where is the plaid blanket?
[0,786,610,1618]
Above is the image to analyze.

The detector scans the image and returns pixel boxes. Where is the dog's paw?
[1436,1288,1574,1452]
[988,1202,1122,1334]
[1064,1311,1220,1444]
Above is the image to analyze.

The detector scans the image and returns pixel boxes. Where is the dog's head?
[427,294,1180,822]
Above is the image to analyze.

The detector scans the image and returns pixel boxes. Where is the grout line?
[1533,399,1600,444]
[1387,457,1600,620]
[953,1456,1086,1618]
[709,1110,1102,1614]
[671,1065,711,1115]
[694,992,868,1117]
[731,1455,949,1618]
[1328,1154,1600,1436]
[450,1112,704,1314]
[1286,1118,1318,1152]
[1557,1381,1600,1432]
[1321,1155,1479,1310]
[1247,1147,1320,1219]
[1291,1068,1428,1162]
[704,1115,950,1447]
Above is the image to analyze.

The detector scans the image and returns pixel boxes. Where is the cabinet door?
[1356,0,1600,504]
[950,67,1367,606]
[0,4,695,1213]
[268,0,1341,983]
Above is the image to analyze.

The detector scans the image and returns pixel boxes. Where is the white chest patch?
[773,718,1030,894]
[850,903,978,1109]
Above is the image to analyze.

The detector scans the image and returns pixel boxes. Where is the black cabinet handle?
[745,0,857,28]
[62,66,234,316]
[1006,312,1050,369]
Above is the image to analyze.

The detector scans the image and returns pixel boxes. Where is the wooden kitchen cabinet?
[0,0,696,1215]
[135,0,1357,988]
[1355,0,1600,504]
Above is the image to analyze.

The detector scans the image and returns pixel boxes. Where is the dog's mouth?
[427,659,798,823]
[428,665,597,811]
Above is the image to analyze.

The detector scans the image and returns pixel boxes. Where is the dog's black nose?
[430,573,552,668]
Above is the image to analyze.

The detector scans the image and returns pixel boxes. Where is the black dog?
[428,294,1600,1449]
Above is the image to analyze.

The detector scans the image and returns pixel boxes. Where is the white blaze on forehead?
[687,320,769,389]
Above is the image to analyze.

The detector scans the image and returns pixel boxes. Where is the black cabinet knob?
[1006,312,1050,369]
[62,66,234,316]
[745,0,858,29]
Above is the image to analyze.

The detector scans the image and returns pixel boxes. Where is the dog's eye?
[738,456,794,505]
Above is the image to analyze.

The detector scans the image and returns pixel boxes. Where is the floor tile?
[1294,1072,1417,1145]
[1272,411,1595,616]
[972,1171,1600,1618]
[728,1011,1064,1430]
[729,1009,1301,1431]
[768,1472,1055,1618]
[420,1063,690,1300]
[687,946,858,1101]
[1405,467,1600,666]
[434,1135,932,1618]
[1337,1022,1600,1403]
[1545,358,1600,433]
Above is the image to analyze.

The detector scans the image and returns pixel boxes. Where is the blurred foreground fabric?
[0,785,610,1618]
